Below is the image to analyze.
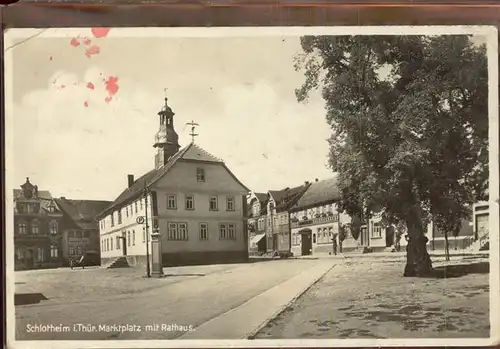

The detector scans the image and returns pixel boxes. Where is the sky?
[7,29,332,200]
[6,28,489,201]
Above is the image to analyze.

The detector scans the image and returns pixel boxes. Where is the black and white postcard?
[4,25,499,348]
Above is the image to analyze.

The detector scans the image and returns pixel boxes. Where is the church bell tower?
[154,97,180,169]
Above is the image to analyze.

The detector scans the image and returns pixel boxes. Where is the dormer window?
[197,168,205,182]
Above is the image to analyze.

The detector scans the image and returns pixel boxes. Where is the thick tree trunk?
[403,212,434,277]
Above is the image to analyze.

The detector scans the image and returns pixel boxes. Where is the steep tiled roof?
[181,143,223,163]
[13,189,52,200]
[255,192,268,204]
[56,198,112,230]
[292,177,340,211]
[269,183,311,213]
[98,142,248,218]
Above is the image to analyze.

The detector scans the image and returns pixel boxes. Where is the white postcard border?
[4,25,499,349]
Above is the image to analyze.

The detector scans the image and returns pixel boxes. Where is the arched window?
[31,220,39,235]
[18,222,27,234]
[49,221,58,235]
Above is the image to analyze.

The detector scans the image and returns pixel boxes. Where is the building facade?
[289,176,483,256]
[247,192,268,255]
[265,183,311,255]
[14,178,64,270]
[55,198,112,265]
[290,177,354,256]
[97,97,250,267]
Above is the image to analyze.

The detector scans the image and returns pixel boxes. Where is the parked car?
[70,251,100,269]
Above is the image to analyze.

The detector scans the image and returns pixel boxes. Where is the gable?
[153,160,249,194]
[181,143,223,163]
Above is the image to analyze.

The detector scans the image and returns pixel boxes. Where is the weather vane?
[186,120,199,143]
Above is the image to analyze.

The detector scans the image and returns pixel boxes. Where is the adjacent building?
[289,177,354,256]
[247,192,268,255]
[14,178,64,270]
[289,176,485,256]
[266,182,311,255]
[55,197,112,266]
[97,97,250,267]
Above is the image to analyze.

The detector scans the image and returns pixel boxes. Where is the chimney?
[61,196,66,200]
[315,178,319,182]
[127,174,135,188]
[304,181,310,185]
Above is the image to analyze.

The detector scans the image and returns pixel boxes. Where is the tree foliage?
[295,35,488,276]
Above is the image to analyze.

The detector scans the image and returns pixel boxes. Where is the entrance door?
[25,249,33,268]
[272,234,278,251]
[385,226,395,247]
[360,226,369,246]
[301,232,312,256]
[121,233,127,256]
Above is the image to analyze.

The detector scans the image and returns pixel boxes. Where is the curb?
[246,262,335,340]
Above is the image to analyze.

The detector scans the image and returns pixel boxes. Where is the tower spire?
[153,91,180,169]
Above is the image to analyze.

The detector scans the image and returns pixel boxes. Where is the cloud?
[10,35,335,200]
[12,67,163,199]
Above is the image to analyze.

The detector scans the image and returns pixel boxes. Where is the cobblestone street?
[254,257,490,339]
[15,259,332,340]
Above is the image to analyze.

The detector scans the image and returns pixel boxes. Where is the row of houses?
[13,177,111,270]
[14,95,490,270]
[248,176,490,257]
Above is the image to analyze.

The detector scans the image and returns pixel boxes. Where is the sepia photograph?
[3,25,499,348]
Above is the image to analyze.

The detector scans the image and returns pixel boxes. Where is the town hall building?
[97,97,250,267]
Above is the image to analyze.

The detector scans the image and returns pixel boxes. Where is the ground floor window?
[168,222,189,240]
[69,247,75,256]
[116,236,121,249]
[219,223,236,240]
[76,245,82,255]
[199,223,208,240]
[50,245,58,258]
[15,247,23,260]
[132,230,136,245]
[36,247,44,262]
[372,223,382,238]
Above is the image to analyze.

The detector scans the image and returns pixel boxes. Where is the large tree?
[295,35,488,276]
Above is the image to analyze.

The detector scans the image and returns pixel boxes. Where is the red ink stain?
[86,82,95,90]
[105,96,112,103]
[85,45,100,58]
[59,84,66,89]
[49,56,53,61]
[104,76,119,97]
[91,28,111,38]
[83,38,92,45]
[84,101,89,107]
[70,38,80,47]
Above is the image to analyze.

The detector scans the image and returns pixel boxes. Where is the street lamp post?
[136,185,151,278]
